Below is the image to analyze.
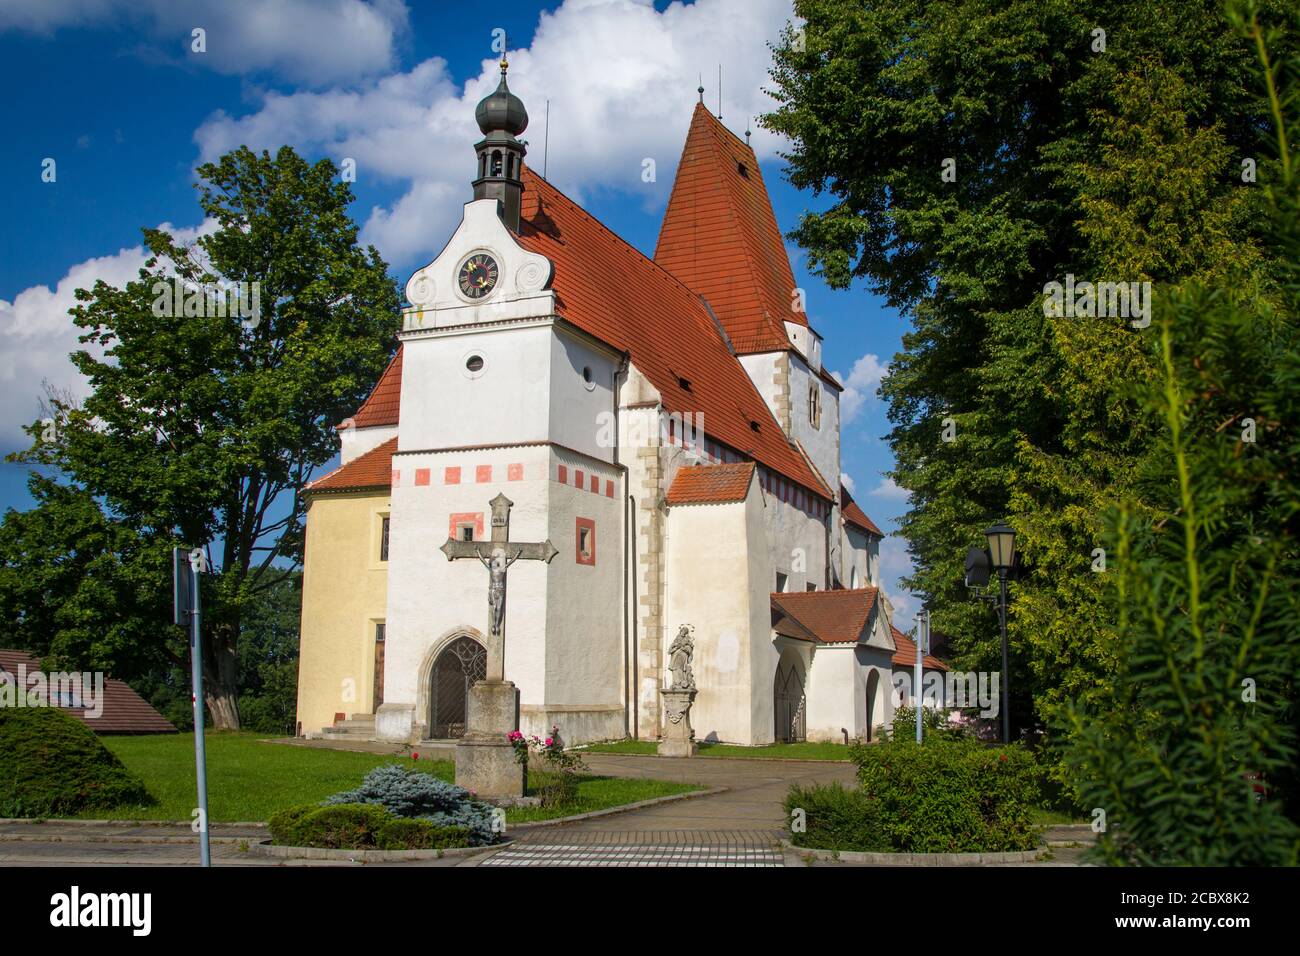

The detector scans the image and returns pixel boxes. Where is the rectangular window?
[460,525,474,542]
[776,571,788,593]
[576,517,596,566]
[806,583,817,592]
[379,516,390,562]
[375,621,386,642]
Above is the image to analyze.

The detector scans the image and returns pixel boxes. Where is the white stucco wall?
[339,423,398,466]
[762,476,829,593]
[787,353,840,502]
[662,477,775,745]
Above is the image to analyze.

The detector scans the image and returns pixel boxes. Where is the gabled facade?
[295,69,899,747]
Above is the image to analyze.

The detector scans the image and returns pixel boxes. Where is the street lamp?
[984,522,1016,743]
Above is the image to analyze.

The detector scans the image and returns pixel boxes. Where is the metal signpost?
[915,608,928,743]
[173,546,211,867]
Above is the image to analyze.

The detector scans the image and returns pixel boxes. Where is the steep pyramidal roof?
[654,103,805,354]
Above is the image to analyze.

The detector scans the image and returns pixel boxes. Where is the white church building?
[294,64,901,748]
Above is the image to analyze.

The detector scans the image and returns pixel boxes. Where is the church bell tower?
[473,58,529,232]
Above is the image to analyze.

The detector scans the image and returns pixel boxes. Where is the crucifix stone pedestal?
[441,493,557,799]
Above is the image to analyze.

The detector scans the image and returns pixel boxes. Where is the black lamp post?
[984,523,1016,743]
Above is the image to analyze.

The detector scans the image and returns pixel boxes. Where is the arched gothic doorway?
[774,661,806,743]
[429,636,486,738]
[865,668,881,741]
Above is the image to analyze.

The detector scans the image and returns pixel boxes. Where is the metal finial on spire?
[500,31,509,74]
[698,73,704,103]
[745,119,751,145]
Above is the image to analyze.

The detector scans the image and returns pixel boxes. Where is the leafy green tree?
[1061,3,1300,864]
[763,0,1285,752]
[4,146,399,728]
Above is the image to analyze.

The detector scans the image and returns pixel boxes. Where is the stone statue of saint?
[667,624,696,692]
[476,546,520,637]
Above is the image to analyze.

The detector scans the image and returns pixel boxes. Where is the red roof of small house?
[890,627,948,670]
[666,461,757,505]
[348,347,402,429]
[655,104,805,354]
[0,649,175,734]
[769,588,879,644]
[840,483,883,537]
[307,436,396,493]
[515,167,831,502]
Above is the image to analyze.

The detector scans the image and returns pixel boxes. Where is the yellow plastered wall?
[295,490,390,735]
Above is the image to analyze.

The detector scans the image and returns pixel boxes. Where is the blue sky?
[0,0,915,619]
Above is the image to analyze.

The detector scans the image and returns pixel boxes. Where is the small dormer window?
[737,161,749,178]
[750,420,760,433]
[678,376,691,391]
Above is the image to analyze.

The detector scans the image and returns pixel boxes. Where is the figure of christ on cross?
[440,493,558,682]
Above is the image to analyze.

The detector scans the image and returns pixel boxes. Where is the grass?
[79,731,700,825]
[582,738,855,761]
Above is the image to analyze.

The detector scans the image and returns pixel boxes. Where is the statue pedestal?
[658,688,697,758]
[455,680,524,799]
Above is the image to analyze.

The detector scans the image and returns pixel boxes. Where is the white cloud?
[834,352,887,423]
[193,0,798,269]
[0,221,213,450]
[0,0,409,87]
[868,476,908,501]
[840,472,855,494]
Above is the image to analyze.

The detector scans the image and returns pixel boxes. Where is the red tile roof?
[308,436,396,493]
[841,483,883,537]
[655,104,805,354]
[666,462,756,505]
[891,626,948,670]
[0,649,176,734]
[769,588,878,644]
[349,347,402,429]
[516,167,831,502]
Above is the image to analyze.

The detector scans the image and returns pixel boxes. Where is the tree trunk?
[203,621,242,730]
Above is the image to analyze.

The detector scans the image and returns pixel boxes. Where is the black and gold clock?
[457,253,499,299]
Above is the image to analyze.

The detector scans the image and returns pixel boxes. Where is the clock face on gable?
[457,253,499,299]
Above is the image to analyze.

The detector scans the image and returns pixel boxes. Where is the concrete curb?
[0,818,266,828]
[779,839,1045,866]
[249,838,506,862]
[508,785,725,830]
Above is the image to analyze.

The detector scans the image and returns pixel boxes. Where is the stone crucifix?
[440,493,558,681]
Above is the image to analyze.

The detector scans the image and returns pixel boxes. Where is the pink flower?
[545,738,553,747]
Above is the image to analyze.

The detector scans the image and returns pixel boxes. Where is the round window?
[582,365,596,391]
[466,355,485,373]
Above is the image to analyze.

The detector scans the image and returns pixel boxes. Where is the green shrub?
[785,782,885,852]
[266,804,315,845]
[850,737,1041,852]
[325,764,497,844]
[269,802,474,851]
[269,803,389,849]
[886,705,967,741]
[0,707,152,816]
[375,818,472,851]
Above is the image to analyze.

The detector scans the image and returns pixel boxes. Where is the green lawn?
[83,732,700,825]
[582,739,855,761]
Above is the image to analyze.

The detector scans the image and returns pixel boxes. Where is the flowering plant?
[507,725,587,808]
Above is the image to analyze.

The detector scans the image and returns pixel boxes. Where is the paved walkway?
[0,752,1089,867]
